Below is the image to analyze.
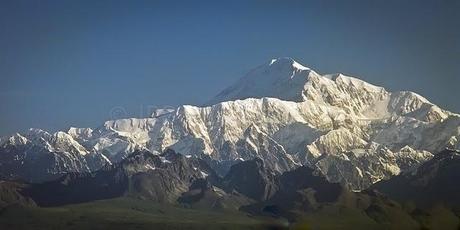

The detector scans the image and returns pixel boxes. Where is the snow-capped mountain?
[2,57,459,190]
[0,129,109,182]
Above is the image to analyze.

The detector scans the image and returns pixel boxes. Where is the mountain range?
[2,148,459,229]
[2,57,460,229]
[2,57,459,191]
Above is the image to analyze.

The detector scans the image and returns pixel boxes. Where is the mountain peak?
[268,57,309,71]
[208,58,317,105]
[5,133,29,146]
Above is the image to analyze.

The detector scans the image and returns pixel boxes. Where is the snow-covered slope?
[211,57,450,122]
[0,129,110,182]
[1,57,459,190]
[208,58,316,104]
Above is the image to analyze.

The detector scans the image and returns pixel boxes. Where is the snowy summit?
[1,58,459,190]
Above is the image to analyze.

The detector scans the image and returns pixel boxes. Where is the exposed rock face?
[372,149,460,208]
[0,181,36,208]
[236,161,419,229]
[269,165,344,213]
[222,158,279,201]
[0,149,453,230]
[177,178,254,211]
[2,58,460,190]
[0,131,109,183]
[23,149,217,206]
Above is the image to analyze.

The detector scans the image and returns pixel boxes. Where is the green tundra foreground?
[0,197,289,230]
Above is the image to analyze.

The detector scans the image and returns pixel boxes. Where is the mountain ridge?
[1,57,459,190]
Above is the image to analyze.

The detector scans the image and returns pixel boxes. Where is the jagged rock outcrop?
[372,149,460,208]
[237,162,420,229]
[222,158,279,201]
[0,131,109,183]
[0,181,36,209]
[22,149,217,206]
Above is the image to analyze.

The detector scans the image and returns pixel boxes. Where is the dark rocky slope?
[22,149,219,206]
[372,149,460,209]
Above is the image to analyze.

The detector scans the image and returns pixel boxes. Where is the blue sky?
[1,0,459,136]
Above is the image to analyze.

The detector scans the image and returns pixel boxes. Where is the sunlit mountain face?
[2,58,460,229]
[2,58,459,189]
[1,1,459,229]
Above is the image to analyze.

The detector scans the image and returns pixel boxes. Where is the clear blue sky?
[1,0,459,136]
